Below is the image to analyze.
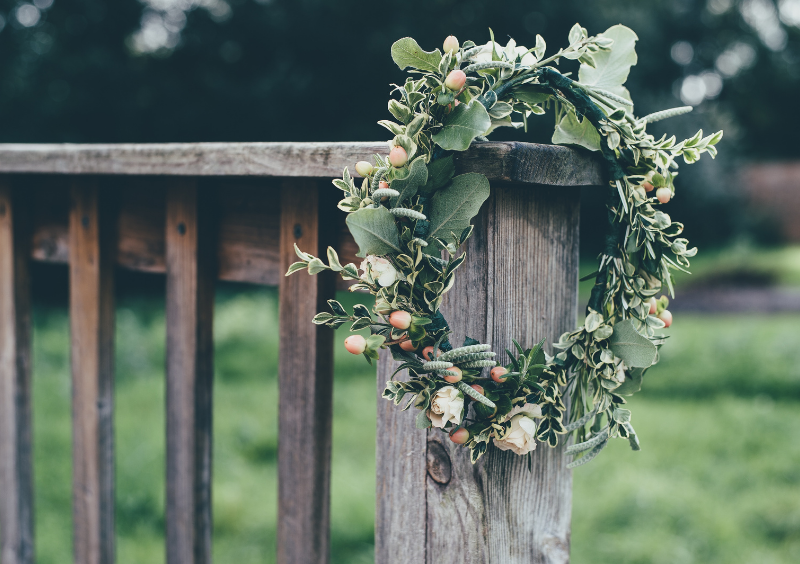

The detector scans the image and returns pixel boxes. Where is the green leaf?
[615,367,645,396]
[427,173,491,250]
[390,157,428,207]
[391,37,443,73]
[578,25,638,102]
[608,320,657,368]
[552,111,601,152]
[432,102,491,151]
[346,206,402,258]
[421,155,455,194]
[513,85,552,105]
[415,408,432,429]
[365,334,386,351]
[286,261,307,276]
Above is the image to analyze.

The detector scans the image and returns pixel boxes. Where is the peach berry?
[344,335,366,355]
[656,187,671,204]
[648,297,657,315]
[379,180,390,190]
[354,161,373,177]
[443,35,459,55]
[388,146,408,168]
[470,384,485,396]
[658,309,673,328]
[399,339,417,352]
[444,69,466,91]
[490,366,508,383]
[449,427,470,444]
[389,310,412,330]
[443,366,463,384]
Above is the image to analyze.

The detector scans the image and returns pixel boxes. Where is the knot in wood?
[177,222,186,235]
[293,223,302,239]
[426,440,452,485]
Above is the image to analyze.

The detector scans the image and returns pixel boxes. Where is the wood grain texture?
[0,142,604,186]
[69,180,116,564]
[0,182,34,564]
[375,354,427,564]
[277,179,336,564]
[376,185,580,564]
[165,181,215,564]
[27,178,297,287]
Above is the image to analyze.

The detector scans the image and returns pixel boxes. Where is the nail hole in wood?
[177,223,186,235]
[293,224,302,239]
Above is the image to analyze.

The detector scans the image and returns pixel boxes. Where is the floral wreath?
[287,25,722,466]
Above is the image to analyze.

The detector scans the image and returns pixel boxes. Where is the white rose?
[494,413,538,455]
[471,39,537,66]
[428,386,464,429]
[359,255,398,287]
[499,402,542,423]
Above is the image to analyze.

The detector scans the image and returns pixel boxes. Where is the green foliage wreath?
[287,24,722,467]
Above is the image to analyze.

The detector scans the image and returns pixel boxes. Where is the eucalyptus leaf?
[391,38,443,73]
[390,156,428,207]
[552,111,602,152]
[608,320,657,368]
[346,206,402,258]
[432,102,491,151]
[615,367,645,396]
[421,155,455,194]
[427,173,491,250]
[578,25,638,103]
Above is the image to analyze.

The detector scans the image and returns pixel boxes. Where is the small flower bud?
[389,311,412,330]
[388,146,408,168]
[444,69,467,91]
[354,161,373,177]
[344,335,367,355]
[443,35,459,54]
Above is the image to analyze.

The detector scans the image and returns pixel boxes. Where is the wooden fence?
[0,141,603,564]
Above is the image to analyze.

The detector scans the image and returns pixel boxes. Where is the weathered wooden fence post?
[377,146,595,563]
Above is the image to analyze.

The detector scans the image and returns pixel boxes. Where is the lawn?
[28,285,800,563]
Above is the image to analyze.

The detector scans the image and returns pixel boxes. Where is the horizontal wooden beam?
[0,142,605,186]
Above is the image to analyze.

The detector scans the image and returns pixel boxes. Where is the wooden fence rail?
[0,142,603,564]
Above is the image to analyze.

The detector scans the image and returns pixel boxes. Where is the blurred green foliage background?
[29,280,800,564]
[3,0,800,562]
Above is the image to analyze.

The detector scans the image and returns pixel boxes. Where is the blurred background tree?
[2,0,798,249]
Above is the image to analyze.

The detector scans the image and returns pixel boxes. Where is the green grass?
[28,286,800,563]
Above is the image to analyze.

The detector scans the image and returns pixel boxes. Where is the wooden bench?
[0,141,603,564]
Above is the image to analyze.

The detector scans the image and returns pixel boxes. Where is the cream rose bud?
[359,255,399,287]
[428,386,464,429]
[443,35,459,54]
[494,414,538,455]
[354,161,373,177]
[444,69,466,91]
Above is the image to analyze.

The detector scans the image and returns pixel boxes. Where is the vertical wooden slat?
[277,179,336,564]
[376,184,581,564]
[0,182,34,564]
[165,180,215,564]
[70,180,116,564]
